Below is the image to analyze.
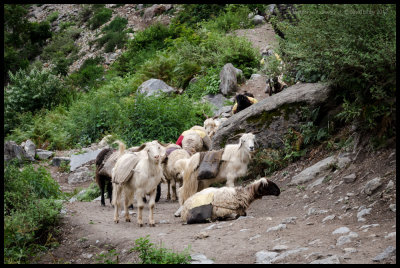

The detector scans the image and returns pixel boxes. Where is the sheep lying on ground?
[232,92,258,115]
[181,177,280,223]
[95,141,162,206]
[163,144,191,201]
[112,140,166,226]
[177,133,256,206]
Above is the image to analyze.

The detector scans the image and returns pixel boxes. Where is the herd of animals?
[94,93,281,226]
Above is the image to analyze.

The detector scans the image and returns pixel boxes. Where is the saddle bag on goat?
[112,153,141,185]
[183,191,214,224]
[197,150,224,180]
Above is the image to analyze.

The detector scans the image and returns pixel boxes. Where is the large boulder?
[219,63,244,96]
[137,78,176,97]
[211,83,333,150]
[70,149,103,172]
[202,93,229,116]
[23,139,36,159]
[4,141,35,162]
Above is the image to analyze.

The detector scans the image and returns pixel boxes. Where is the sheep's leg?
[171,179,177,201]
[136,193,145,227]
[99,178,106,206]
[167,180,171,200]
[106,180,112,206]
[226,174,235,188]
[148,190,157,227]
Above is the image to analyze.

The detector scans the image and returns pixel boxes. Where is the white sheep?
[163,146,191,201]
[177,125,212,154]
[181,177,280,223]
[177,133,256,206]
[111,140,166,227]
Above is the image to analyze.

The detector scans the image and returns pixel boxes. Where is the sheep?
[95,141,162,206]
[203,118,218,138]
[177,133,256,207]
[176,125,212,154]
[111,140,166,226]
[181,177,280,223]
[162,145,191,201]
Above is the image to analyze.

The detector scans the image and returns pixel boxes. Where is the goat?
[111,140,166,226]
[95,141,162,206]
[177,133,256,206]
[181,177,280,223]
[232,93,258,114]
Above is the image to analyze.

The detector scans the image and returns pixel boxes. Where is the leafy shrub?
[4,160,63,264]
[173,4,226,28]
[116,92,212,146]
[88,7,112,30]
[278,4,396,136]
[132,235,192,264]
[94,16,129,53]
[4,67,71,135]
[46,11,59,23]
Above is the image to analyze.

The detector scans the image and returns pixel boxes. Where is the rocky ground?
[36,140,396,264]
[26,5,396,264]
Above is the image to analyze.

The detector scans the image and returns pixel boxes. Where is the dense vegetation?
[3,4,396,263]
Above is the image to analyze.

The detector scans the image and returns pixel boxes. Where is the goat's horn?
[129,144,146,152]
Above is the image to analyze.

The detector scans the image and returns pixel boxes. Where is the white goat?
[111,140,166,227]
[181,177,280,223]
[178,133,256,206]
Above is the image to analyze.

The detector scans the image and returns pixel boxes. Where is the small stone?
[267,224,286,232]
[343,173,357,183]
[249,234,261,241]
[386,180,394,191]
[272,245,289,252]
[310,255,340,264]
[384,232,396,239]
[389,204,396,212]
[190,253,214,264]
[343,248,357,254]
[363,177,382,195]
[255,251,279,264]
[322,215,335,223]
[372,246,396,262]
[281,217,297,224]
[332,227,350,235]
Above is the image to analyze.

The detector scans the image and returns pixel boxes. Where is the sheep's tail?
[111,182,120,207]
[179,153,200,205]
[112,140,126,156]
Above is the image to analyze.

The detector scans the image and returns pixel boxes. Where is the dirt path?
[35,22,396,264]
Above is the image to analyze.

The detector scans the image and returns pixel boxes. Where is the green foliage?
[76,182,101,202]
[132,235,192,264]
[202,4,253,33]
[4,160,63,264]
[68,57,105,91]
[117,93,212,146]
[278,4,396,136]
[88,7,112,30]
[4,4,52,82]
[4,67,71,135]
[95,249,119,264]
[94,16,128,53]
[46,11,59,23]
[173,4,226,27]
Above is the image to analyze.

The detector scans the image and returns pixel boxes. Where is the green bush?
[278,4,396,136]
[132,235,192,264]
[173,4,226,27]
[4,67,71,135]
[88,7,112,30]
[94,16,129,53]
[4,161,63,264]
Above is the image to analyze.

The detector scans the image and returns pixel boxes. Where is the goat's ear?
[130,144,146,152]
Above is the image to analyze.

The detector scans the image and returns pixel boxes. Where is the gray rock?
[255,251,279,264]
[272,247,308,263]
[336,232,358,246]
[212,83,333,150]
[357,208,372,222]
[389,204,396,212]
[281,216,297,224]
[306,176,325,190]
[363,177,382,195]
[190,253,214,264]
[272,245,289,252]
[24,139,36,159]
[267,223,286,232]
[332,226,350,235]
[202,94,229,115]
[310,255,340,264]
[372,246,396,262]
[322,215,335,223]
[68,166,93,184]
[51,157,70,167]
[289,156,336,186]
[253,15,265,25]
[384,232,396,239]
[385,180,394,191]
[343,173,357,183]
[137,79,176,97]
[70,149,102,171]
[35,149,54,160]
[219,63,243,96]
[4,141,35,162]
